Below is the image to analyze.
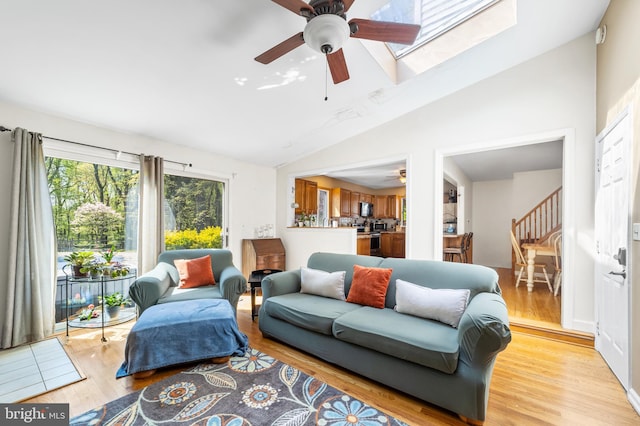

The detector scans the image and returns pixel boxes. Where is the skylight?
[373,0,501,59]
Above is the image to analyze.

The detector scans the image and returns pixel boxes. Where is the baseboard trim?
[628,388,640,416]
[510,322,594,347]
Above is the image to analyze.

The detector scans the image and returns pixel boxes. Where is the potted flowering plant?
[80,260,106,279]
[100,292,129,318]
[102,246,117,264]
[64,251,95,278]
[78,304,99,321]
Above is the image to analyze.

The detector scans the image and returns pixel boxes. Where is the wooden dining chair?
[443,232,473,263]
[552,233,562,296]
[510,230,552,292]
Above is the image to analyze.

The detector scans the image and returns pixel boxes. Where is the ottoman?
[116,299,248,378]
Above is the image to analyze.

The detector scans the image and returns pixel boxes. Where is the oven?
[370,232,381,256]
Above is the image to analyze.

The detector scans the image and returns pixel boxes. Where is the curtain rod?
[0,125,192,168]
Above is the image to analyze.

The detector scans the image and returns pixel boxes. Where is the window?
[46,157,140,274]
[373,0,501,58]
[164,174,226,250]
[45,145,228,326]
[46,156,140,325]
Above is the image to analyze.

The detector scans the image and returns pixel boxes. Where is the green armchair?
[129,249,246,315]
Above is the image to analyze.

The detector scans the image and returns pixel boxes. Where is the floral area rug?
[71,347,408,425]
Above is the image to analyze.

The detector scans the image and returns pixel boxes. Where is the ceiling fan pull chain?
[324,54,329,101]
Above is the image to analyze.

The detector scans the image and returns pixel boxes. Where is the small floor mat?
[0,337,85,402]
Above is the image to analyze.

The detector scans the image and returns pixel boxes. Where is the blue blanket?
[117,299,248,378]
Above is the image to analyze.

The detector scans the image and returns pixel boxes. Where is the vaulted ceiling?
[0,0,608,171]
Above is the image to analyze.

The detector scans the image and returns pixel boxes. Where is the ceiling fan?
[382,168,406,185]
[255,0,421,84]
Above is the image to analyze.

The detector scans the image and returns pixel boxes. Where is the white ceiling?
[449,140,564,182]
[0,0,607,174]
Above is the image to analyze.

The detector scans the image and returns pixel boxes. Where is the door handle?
[613,247,627,267]
[608,270,627,279]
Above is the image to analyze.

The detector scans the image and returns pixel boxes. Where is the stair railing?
[511,186,562,270]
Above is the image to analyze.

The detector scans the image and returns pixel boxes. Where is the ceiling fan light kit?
[256,0,421,84]
[303,14,350,54]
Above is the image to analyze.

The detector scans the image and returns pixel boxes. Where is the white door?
[594,108,632,390]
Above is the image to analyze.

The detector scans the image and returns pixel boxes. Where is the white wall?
[472,180,513,267]
[277,34,596,332]
[512,169,563,218]
[472,169,563,268]
[0,100,277,273]
[283,227,355,271]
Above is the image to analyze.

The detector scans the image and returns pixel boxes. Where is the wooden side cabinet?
[242,238,286,279]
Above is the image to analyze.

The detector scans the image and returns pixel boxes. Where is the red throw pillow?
[346,265,393,309]
[174,255,215,288]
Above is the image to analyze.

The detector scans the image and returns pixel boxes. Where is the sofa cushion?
[174,255,215,288]
[332,306,460,374]
[300,267,346,301]
[378,258,500,308]
[395,279,470,328]
[158,285,222,304]
[346,265,393,309]
[307,252,384,294]
[263,293,362,335]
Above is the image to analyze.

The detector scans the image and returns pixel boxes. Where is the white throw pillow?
[300,267,346,301]
[394,279,470,328]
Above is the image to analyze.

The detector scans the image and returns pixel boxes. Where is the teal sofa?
[129,249,246,314]
[258,252,511,424]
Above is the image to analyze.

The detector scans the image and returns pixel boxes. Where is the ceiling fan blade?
[255,32,305,64]
[327,48,350,84]
[342,0,356,12]
[271,0,314,16]
[349,18,421,45]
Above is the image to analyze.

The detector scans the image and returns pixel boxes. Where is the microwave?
[372,222,387,231]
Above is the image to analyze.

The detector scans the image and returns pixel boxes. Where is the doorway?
[436,130,574,331]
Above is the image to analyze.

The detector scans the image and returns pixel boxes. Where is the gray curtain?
[138,155,164,274]
[1,128,57,348]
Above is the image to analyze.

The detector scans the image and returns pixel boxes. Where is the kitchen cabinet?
[331,188,352,217]
[374,195,388,218]
[362,193,372,204]
[295,178,318,215]
[381,232,405,258]
[387,195,398,219]
[357,235,370,256]
[373,195,398,219]
[350,192,360,216]
[242,238,286,279]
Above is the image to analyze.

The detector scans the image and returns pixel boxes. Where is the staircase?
[512,187,562,269]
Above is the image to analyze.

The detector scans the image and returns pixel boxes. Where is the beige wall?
[596,0,640,408]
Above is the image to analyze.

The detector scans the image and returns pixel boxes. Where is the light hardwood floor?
[26,294,638,425]
[496,267,562,325]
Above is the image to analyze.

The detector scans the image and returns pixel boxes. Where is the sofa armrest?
[457,292,511,368]
[218,265,247,308]
[261,269,301,301]
[128,263,175,314]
